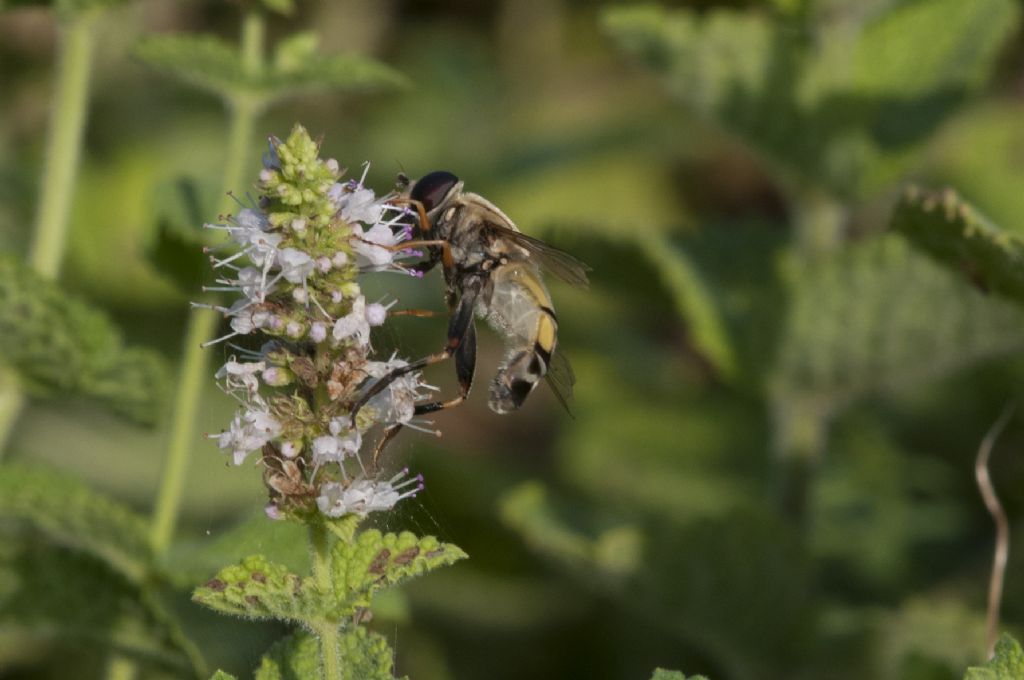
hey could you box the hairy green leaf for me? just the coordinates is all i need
[254,631,318,680]
[602,0,1018,197]
[0,463,152,581]
[638,234,737,379]
[272,32,319,73]
[261,53,408,100]
[328,530,466,618]
[254,628,401,680]
[0,253,167,424]
[890,187,1024,307]
[338,627,401,680]
[0,540,197,674]
[965,635,1024,679]
[136,35,405,104]
[135,35,248,99]
[192,555,319,623]
[770,233,1024,453]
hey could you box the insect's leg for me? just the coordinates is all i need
[391,238,454,270]
[369,326,472,466]
[389,197,432,234]
[356,235,454,271]
[351,282,480,418]
[390,308,445,318]
[414,318,476,416]
[371,423,405,470]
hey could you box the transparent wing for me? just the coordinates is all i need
[545,348,577,417]
[488,224,592,288]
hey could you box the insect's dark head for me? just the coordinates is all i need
[408,170,459,231]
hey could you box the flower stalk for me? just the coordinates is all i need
[202,125,431,519]
[309,522,342,679]
[190,124,439,678]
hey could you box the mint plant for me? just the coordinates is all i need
[193,125,465,679]
[135,0,406,561]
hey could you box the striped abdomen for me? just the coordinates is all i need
[482,264,558,414]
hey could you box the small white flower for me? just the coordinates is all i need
[310,322,328,343]
[261,366,292,387]
[311,426,362,466]
[218,406,281,465]
[332,295,371,346]
[216,359,265,395]
[316,469,424,518]
[227,301,270,336]
[365,300,393,327]
[329,181,384,225]
[237,267,270,301]
[229,209,282,268]
[364,357,436,425]
[277,248,314,285]
[351,222,402,269]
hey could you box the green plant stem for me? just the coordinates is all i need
[149,307,220,555]
[149,10,266,555]
[30,8,101,278]
[0,9,101,459]
[310,522,342,680]
[0,368,24,455]
[771,394,829,527]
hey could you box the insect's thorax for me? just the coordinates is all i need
[431,191,557,356]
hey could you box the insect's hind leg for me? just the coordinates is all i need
[351,282,481,421]
[413,320,477,416]
[366,314,477,469]
[371,423,405,469]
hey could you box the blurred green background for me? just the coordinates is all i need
[4,0,1024,678]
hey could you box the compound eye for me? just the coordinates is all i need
[410,170,459,212]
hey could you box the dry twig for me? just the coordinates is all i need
[975,402,1015,659]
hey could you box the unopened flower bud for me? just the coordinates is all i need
[366,302,388,326]
[310,322,328,343]
[262,366,294,386]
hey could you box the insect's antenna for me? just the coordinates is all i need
[395,162,411,190]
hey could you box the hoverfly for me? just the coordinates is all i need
[354,170,590,457]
